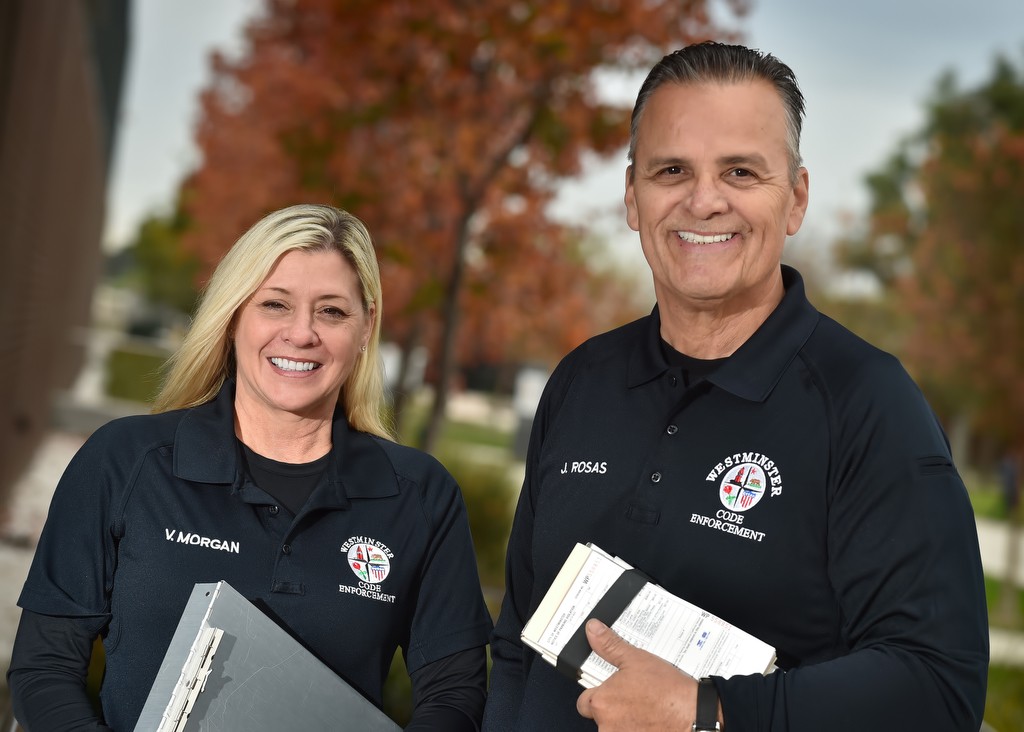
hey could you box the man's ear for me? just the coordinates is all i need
[786,166,809,236]
[624,165,640,233]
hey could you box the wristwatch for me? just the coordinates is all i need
[693,677,721,732]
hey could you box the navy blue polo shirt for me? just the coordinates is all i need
[19,382,492,731]
[485,266,988,732]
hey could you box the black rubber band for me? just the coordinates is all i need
[554,568,650,681]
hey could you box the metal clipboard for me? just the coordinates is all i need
[134,581,400,732]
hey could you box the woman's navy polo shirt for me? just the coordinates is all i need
[18,382,493,731]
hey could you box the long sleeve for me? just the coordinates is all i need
[714,355,989,731]
[405,647,487,731]
[7,610,113,732]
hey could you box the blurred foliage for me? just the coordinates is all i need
[105,347,166,403]
[831,51,1024,460]
[968,480,1013,521]
[986,665,1024,732]
[437,449,518,598]
[106,204,201,326]
[128,209,201,318]
[985,577,1024,629]
[383,650,413,727]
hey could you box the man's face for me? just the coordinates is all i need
[625,80,809,314]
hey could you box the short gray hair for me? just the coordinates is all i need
[628,42,805,182]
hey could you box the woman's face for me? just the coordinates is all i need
[232,249,373,422]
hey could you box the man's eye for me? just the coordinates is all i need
[661,166,682,176]
[730,168,753,178]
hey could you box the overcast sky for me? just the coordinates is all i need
[104,0,1024,268]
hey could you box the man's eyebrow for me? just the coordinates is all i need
[639,156,689,171]
[719,153,770,169]
[639,153,772,170]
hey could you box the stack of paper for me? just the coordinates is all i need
[522,543,776,688]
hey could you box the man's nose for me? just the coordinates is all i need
[685,175,728,218]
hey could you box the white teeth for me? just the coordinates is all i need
[270,358,320,372]
[677,231,733,244]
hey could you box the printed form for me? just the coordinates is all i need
[523,543,776,688]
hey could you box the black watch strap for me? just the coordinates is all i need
[693,677,720,732]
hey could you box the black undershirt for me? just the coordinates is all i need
[660,337,729,386]
[240,443,328,515]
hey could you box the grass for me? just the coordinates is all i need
[438,417,513,451]
[986,577,1024,628]
[986,665,1024,732]
[105,347,167,403]
[984,573,1024,730]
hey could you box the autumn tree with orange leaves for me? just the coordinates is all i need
[180,0,747,450]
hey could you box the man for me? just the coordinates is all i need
[483,42,988,732]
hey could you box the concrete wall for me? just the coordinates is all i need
[0,0,128,517]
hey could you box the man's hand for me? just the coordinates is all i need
[575,619,701,731]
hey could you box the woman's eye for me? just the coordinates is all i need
[261,300,286,310]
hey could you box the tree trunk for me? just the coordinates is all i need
[997,454,1022,628]
[420,218,471,454]
[997,504,1021,628]
[418,96,544,454]
[389,321,423,440]
[948,411,972,469]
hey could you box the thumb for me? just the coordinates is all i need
[585,619,633,666]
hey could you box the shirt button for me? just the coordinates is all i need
[281,544,292,555]
[666,424,678,435]
[670,375,678,387]
[651,472,662,483]
[269,505,280,515]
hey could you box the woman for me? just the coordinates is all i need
[8,204,493,731]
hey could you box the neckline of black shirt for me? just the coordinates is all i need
[659,338,729,387]
[240,442,330,516]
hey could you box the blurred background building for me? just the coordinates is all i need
[0,0,130,520]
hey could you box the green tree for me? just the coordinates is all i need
[834,54,1024,632]
[835,53,1024,456]
[128,208,201,319]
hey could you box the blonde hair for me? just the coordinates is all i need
[152,204,394,440]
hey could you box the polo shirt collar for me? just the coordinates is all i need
[174,381,240,484]
[311,417,400,510]
[627,265,819,402]
[174,380,400,505]
[710,265,819,402]
[627,305,673,388]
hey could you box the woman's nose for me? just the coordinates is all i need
[282,313,320,346]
